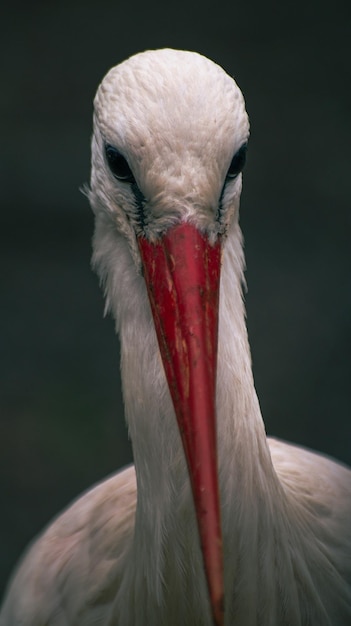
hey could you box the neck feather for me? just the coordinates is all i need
[94,215,278,504]
[93,216,283,622]
[93,216,350,625]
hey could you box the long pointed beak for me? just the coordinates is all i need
[137,222,224,626]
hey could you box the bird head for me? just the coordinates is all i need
[89,49,249,626]
[90,49,249,253]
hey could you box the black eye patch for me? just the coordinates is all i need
[105,144,136,183]
[226,143,247,179]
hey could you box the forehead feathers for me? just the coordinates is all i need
[93,50,249,216]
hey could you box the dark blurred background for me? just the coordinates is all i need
[1,0,350,599]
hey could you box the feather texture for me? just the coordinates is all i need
[1,49,350,625]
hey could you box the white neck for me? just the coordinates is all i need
[94,216,289,624]
[95,216,278,501]
[98,214,342,626]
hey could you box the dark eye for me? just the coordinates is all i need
[226,143,247,179]
[105,144,135,183]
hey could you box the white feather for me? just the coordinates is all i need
[1,49,350,626]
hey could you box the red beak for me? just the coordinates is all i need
[137,222,224,626]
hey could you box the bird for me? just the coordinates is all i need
[1,48,351,626]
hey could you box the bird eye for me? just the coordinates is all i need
[105,144,135,183]
[226,143,247,179]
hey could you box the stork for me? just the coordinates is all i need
[1,49,351,626]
